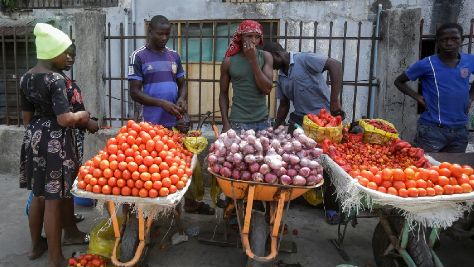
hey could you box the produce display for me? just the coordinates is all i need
[68,253,107,267]
[307,109,342,127]
[208,126,324,186]
[351,163,474,197]
[76,120,193,198]
[322,124,474,197]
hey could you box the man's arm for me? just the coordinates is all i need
[219,57,231,133]
[243,43,273,95]
[176,76,187,113]
[275,95,290,127]
[394,73,426,109]
[129,80,182,116]
[324,58,343,114]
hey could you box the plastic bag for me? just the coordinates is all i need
[302,188,323,206]
[88,217,123,258]
[359,119,399,144]
[184,158,205,201]
[183,136,208,154]
[302,115,343,143]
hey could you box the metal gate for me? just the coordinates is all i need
[103,18,382,127]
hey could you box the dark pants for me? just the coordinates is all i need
[414,123,468,153]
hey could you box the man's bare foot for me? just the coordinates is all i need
[28,236,47,260]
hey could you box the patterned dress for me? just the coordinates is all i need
[19,72,78,200]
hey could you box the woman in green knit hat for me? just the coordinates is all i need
[20,23,94,267]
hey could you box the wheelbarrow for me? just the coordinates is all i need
[210,171,323,263]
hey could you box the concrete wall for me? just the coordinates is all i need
[377,8,421,141]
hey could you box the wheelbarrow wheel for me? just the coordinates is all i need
[372,217,434,267]
[120,216,139,262]
[246,210,268,267]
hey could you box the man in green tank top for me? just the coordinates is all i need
[220,20,273,133]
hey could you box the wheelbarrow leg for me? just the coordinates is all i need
[330,208,353,261]
[241,186,286,263]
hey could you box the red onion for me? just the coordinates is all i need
[244,154,256,164]
[291,140,302,151]
[300,158,310,167]
[232,169,241,180]
[292,175,306,186]
[264,173,278,184]
[230,143,240,153]
[227,129,237,138]
[232,153,243,164]
[211,164,221,174]
[308,160,319,169]
[280,175,292,185]
[219,167,232,177]
[299,167,311,177]
[289,155,300,165]
[252,172,264,182]
[223,161,233,169]
[249,162,260,173]
[208,154,217,164]
[287,168,297,177]
[259,164,270,175]
[241,171,251,181]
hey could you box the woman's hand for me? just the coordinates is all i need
[86,119,99,133]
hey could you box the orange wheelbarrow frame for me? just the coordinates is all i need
[107,201,157,267]
[211,170,323,263]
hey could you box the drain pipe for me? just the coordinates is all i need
[369,3,382,118]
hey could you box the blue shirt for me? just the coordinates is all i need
[405,53,474,128]
[128,45,185,127]
[277,52,330,116]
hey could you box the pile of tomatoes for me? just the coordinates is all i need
[307,109,342,127]
[351,162,474,197]
[365,119,397,133]
[68,253,106,267]
[76,120,193,198]
[323,138,429,173]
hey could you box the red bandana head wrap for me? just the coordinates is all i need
[224,20,264,58]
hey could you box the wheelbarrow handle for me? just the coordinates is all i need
[111,238,146,267]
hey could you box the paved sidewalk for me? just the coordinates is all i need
[0,173,473,267]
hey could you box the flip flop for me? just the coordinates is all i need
[74,213,85,223]
[63,233,90,246]
[325,210,341,225]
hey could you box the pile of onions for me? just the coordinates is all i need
[208,126,323,186]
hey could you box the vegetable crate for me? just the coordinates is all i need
[212,172,323,263]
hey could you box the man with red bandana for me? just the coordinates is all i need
[219,20,273,133]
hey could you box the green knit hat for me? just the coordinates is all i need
[34,23,72,60]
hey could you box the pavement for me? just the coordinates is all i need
[1,172,474,267]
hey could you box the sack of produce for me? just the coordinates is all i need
[359,119,398,145]
[183,131,208,154]
[303,109,343,143]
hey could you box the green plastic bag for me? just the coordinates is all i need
[88,217,123,258]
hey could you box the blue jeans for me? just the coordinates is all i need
[414,123,468,153]
[230,119,270,132]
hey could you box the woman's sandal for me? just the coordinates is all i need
[74,213,85,223]
[325,209,341,225]
[63,233,90,246]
